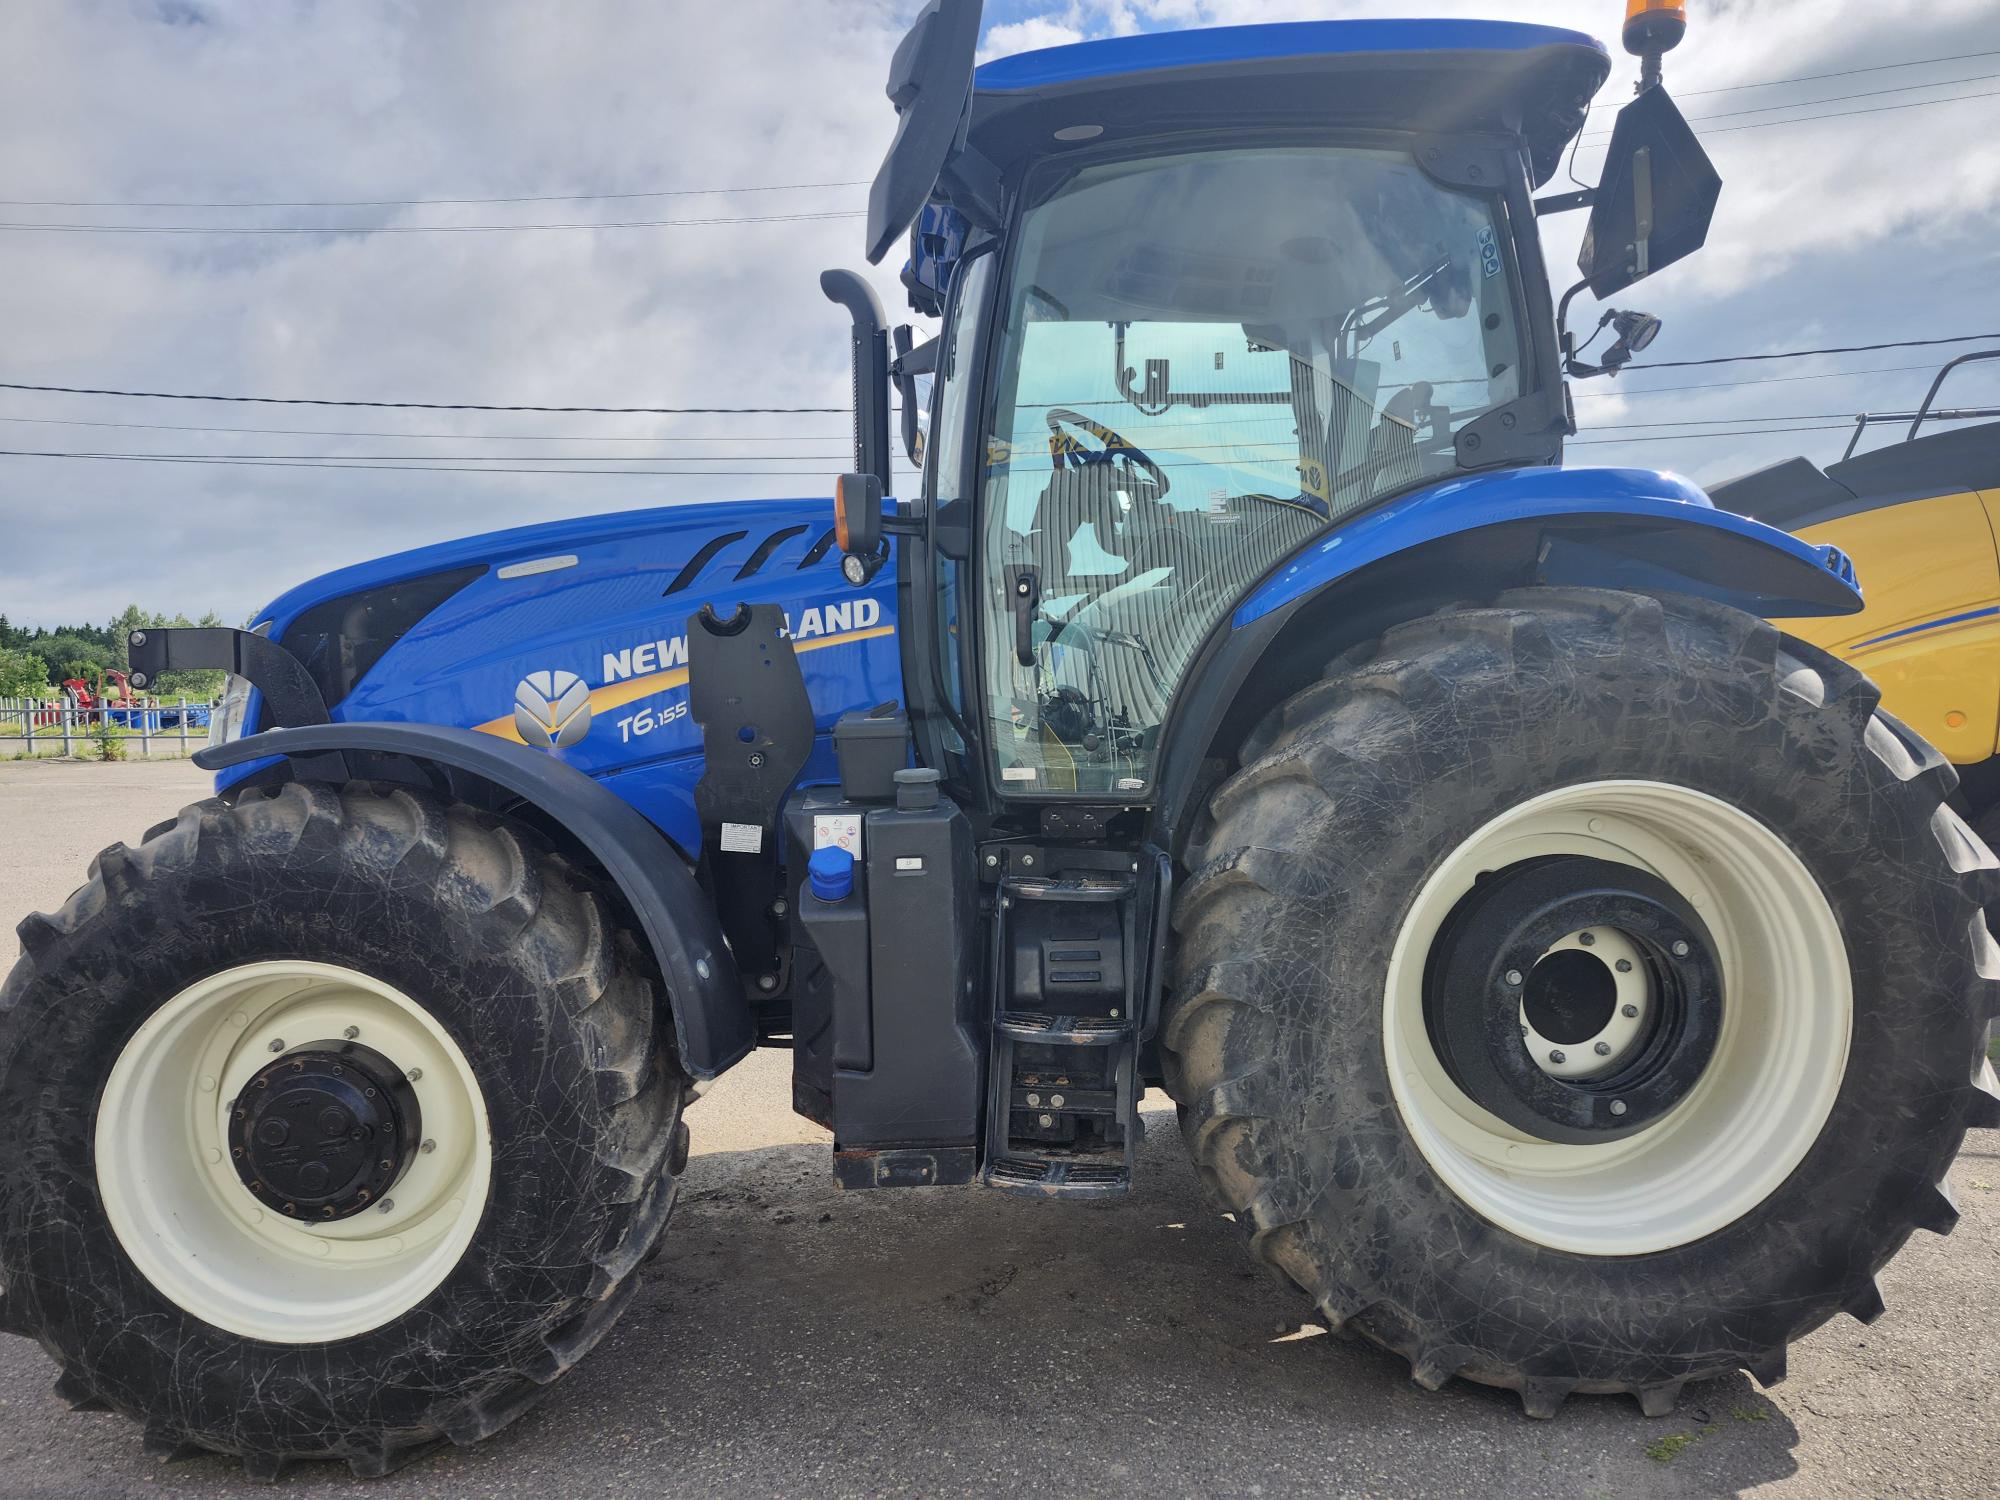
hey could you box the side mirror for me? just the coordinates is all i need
[1577,85,1721,299]
[834,472,886,584]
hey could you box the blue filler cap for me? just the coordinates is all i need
[809,845,856,903]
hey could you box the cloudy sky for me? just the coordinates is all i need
[1,0,1996,628]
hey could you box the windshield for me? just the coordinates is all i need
[976,143,1528,796]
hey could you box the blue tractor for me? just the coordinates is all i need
[4,2,1994,1477]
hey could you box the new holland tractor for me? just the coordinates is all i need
[4,1,1995,1478]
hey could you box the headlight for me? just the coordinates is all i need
[206,621,272,749]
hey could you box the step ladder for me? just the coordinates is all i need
[981,860,1151,1197]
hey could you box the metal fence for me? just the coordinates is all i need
[0,696,211,758]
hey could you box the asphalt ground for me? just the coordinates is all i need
[0,758,1995,1499]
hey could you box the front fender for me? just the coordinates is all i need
[1154,467,1862,854]
[197,723,750,1079]
[1234,465,1863,627]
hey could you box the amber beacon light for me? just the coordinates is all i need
[1624,0,1687,89]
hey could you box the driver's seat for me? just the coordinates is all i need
[1028,453,1156,590]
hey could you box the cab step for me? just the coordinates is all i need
[981,851,1165,1198]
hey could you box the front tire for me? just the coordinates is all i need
[0,783,686,1477]
[1165,588,2000,1416]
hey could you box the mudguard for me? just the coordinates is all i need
[197,722,751,1079]
[1156,466,1865,851]
[1234,465,1862,628]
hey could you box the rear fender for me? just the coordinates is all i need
[1156,467,1865,854]
[198,723,751,1079]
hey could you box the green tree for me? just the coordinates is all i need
[29,633,119,689]
[0,645,48,697]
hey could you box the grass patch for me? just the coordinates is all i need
[1988,1033,2000,1065]
[1732,1405,1770,1423]
[1645,1424,1721,1464]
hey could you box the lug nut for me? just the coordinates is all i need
[1504,969,1524,987]
[1616,959,1633,973]
[267,1038,285,1053]
[406,1069,423,1083]
[1549,1050,1566,1065]
[1594,1041,1612,1056]
[421,1139,437,1154]
[1578,931,1595,947]
[1671,940,1691,957]
[1622,1003,1639,1018]
[1610,1100,1629,1116]
[342,1025,360,1040]
[379,1199,395,1215]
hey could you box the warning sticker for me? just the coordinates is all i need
[812,812,863,857]
[720,822,763,854]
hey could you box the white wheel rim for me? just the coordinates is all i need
[96,961,492,1343]
[1383,780,1852,1256]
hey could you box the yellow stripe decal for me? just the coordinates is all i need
[474,624,896,745]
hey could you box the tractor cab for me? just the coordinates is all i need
[828,5,1719,813]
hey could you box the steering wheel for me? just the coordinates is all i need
[1045,408,1171,498]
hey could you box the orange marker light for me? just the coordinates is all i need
[834,474,853,552]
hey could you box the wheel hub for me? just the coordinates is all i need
[228,1041,421,1222]
[1425,855,1723,1144]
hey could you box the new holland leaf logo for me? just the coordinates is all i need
[514,670,592,750]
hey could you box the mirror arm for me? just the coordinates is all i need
[892,327,939,472]
[1556,278,1600,379]
[1533,187,1596,216]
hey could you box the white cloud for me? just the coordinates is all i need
[981,17,1090,58]
[1,0,1996,626]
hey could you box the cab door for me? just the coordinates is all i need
[1781,490,2000,765]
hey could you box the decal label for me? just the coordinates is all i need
[813,813,863,856]
[603,596,882,684]
[720,822,764,854]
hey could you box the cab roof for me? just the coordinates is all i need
[969,19,1612,187]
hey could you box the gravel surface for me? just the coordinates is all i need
[1,759,1995,1499]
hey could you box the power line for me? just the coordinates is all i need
[1571,360,1982,400]
[0,208,864,236]
[0,413,852,442]
[1575,412,1860,430]
[1628,332,2000,372]
[0,179,868,211]
[0,449,843,477]
[1571,424,1852,444]
[0,381,846,414]
[6,50,1987,213]
[1578,85,2000,143]
[3,52,1984,214]
[1678,70,1999,123]
[1676,48,2000,96]
[11,336,1987,417]
[0,449,852,463]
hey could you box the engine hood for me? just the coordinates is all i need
[235,496,904,855]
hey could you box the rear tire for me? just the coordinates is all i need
[1165,588,2000,1416]
[0,783,687,1477]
